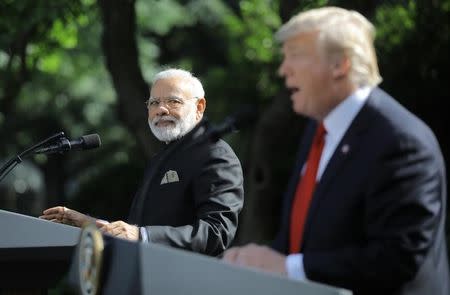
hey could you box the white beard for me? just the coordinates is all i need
[149,109,198,143]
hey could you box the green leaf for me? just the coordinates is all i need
[50,19,78,49]
[38,52,62,73]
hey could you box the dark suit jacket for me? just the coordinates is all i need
[273,88,449,295]
[128,120,244,256]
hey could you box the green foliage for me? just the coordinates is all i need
[233,0,281,63]
[0,0,139,211]
[137,0,196,35]
[1,0,449,255]
[50,20,79,49]
[136,0,231,82]
[374,1,416,52]
[302,0,331,10]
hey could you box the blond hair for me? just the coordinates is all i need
[276,6,382,87]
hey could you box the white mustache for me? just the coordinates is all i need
[152,115,177,126]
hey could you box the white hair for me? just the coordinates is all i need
[153,68,205,98]
[275,6,382,87]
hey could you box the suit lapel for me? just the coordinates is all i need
[128,147,171,224]
[276,122,315,253]
[301,94,376,248]
[128,120,209,224]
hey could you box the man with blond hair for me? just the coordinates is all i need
[41,68,244,256]
[224,7,449,295]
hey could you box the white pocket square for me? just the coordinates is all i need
[161,170,179,184]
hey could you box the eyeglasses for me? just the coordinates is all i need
[145,96,198,109]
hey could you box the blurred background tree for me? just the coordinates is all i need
[1,0,449,251]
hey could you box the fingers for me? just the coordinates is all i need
[223,247,251,267]
[223,244,288,275]
[42,206,64,215]
[98,221,122,234]
[39,206,66,221]
[224,247,253,266]
[95,219,109,228]
[222,244,262,267]
[39,206,81,226]
[40,206,60,219]
[98,221,139,241]
[223,247,240,263]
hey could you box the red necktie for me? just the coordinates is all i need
[289,123,326,253]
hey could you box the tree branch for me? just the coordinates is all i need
[98,0,161,158]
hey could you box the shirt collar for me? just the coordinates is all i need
[323,86,372,140]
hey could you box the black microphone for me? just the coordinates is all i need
[207,105,258,142]
[34,134,101,155]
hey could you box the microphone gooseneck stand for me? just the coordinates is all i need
[0,132,66,183]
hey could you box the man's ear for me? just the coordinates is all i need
[196,97,206,120]
[332,55,351,80]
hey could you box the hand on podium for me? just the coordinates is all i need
[223,244,287,276]
[39,206,93,227]
[40,206,139,241]
[96,220,139,241]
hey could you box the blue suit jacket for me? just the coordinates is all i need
[273,87,449,295]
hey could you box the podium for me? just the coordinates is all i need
[67,227,352,295]
[0,209,351,295]
[0,209,80,294]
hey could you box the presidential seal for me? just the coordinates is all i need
[78,223,104,295]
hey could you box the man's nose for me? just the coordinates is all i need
[278,58,292,77]
[278,60,288,77]
[151,105,170,116]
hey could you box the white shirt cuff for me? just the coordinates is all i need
[285,253,306,280]
[139,227,149,242]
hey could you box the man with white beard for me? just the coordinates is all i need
[40,68,244,256]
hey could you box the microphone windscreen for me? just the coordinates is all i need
[82,134,101,150]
